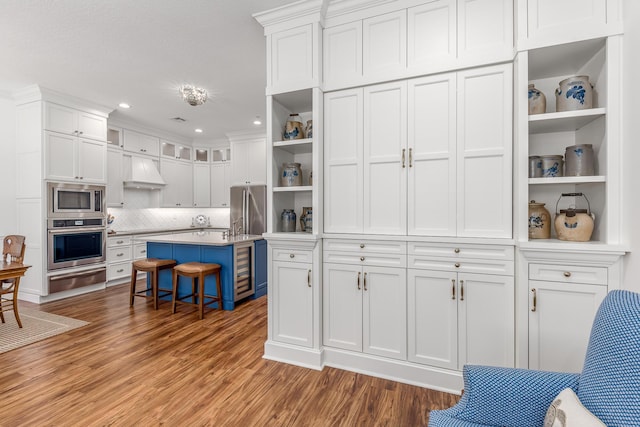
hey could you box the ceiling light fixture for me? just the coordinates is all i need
[253,116,262,125]
[179,85,208,106]
[118,102,131,109]
[195,128,203,133]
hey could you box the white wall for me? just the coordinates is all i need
[0,94,17,238]
[623,0,640,292]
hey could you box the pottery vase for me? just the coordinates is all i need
[281,162,302,187]
[528,201,551,239]
[555,75,593,112]
[281,209,297,232]
[528,84,546,115]
[283,113,304,140]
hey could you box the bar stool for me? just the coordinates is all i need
[172,262,223,320]
[130,258,177,310]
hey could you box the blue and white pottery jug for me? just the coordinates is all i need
[281,209,297,232]
[283,113,304,140]
[528,84,546,115]
[555,75,593,112]
[281,162,302,187]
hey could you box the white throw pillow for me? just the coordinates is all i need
[544,388,606,427]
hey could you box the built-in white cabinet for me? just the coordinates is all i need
[193,163,211,208]
[210,162,231,208]
[517,0,622,51]
[160,158,193,207]
[106,235,133,283]
[123,129,160,157]
[44,102,107,142]
[407,1,456,72]
[161,140,191,161]
[44,131,107,183]
[363,11,407,80]
[230,136,266,186]
[107,147,124,207]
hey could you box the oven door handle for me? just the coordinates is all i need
[48,227,106,234]
[49,267,106,281]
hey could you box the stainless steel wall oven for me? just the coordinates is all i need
[47,218,106,270]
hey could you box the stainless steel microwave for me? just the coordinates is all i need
[48,182,105,218]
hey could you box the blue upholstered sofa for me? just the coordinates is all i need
[429,290,640,427]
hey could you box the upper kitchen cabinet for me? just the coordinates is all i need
[44,131,107,184]
[160,158,193,207]
[44,102,107,141]
[107,147,124,207]
[322,0,514,91]
[161,139,192,161]
[254,2,324,95]
[516,0,623,51]
[229,133,267,186]
[122,129,160,157]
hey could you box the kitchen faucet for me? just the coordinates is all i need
[232,217,243,236]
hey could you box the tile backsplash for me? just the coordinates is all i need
[108,207,230,232]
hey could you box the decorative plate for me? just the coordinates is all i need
[194,214,207,226]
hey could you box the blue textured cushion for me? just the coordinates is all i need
[428,365,579,427]
[578,290,640,427]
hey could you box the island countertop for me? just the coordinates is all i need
[140,231,264,246]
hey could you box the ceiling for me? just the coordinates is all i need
[0,0,295,143]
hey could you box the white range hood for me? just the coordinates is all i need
[124,157,166,189]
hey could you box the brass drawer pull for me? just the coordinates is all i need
[402,148,406,168]
[454,262,460,268]
[451,279,456,300]
[531,288,537,312]
[459,280,464,301]
[357,271,361,290]
[409,148,413,167]
[563,271,571,278]
[364,272,368,291]
[307,270,311,287]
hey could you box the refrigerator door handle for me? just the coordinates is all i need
[243,189,248,234]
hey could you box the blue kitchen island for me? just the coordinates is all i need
[142,231,267,311]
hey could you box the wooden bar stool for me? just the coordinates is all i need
[172,262,222,320]
[130,258,177,310]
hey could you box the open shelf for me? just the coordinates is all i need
[529,176,606,185]
[273,138,313,154]
[529,108,605,134]
[273,185,313,192]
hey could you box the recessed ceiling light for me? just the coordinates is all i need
[195,128,203,133]
[118,102,131,109]
[253,116,262,125]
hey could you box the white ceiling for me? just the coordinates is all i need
[0,0,295,143]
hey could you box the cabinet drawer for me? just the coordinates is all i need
[107,246,132,263]
[133,243,148,260]
[324,251,406,268]
[272,248,313,264]
[408,242,514,261]
[108,236,132,247]
[529,264,607,286]
[107,261,131,281]
[324,239,407,255]
[409,255,513,276]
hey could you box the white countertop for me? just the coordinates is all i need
[141,231,264,246]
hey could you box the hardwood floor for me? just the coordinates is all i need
[2,284,459,426]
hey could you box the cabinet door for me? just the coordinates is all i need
[458,272,514,369]
[363,81,407,235]
[123,130,160,157]
[323,21,362,88]
[270,24,315,90]
[529,281,606,373]
[458,0,513,62]
[457,64,512,238]
[407,269,457,369]
[247,139,266,184]
[211,162,230,207]
[45,131,76,181]
[407,0,456,71]
[44,103,77,135]
[77,111,107,141]
[107,148,124,207]
[161,159,193,207]
[323,263,362,352]
[363,10,407,79]
[363,266,407,360]
[408,74,457,236]
[193,163,211,208]
[77,138,107,183]
[324,89,364,233]
[272,261,313,347]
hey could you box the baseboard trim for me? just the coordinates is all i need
[263,340,324,371]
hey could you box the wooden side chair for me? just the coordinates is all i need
[1,235,26,328]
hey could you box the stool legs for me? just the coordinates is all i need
[172,269,178,314]
[172,264,223,320]
[129,267,138,306]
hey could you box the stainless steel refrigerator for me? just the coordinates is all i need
[230,185,267,235]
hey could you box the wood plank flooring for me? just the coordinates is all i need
[1,284,459,426]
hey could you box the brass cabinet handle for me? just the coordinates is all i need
[454,248,460,254]
[531,288,537,312]
[454,262,460,268]
[451,279,456,300]
[364,272,368,291]
[409,148,413,167]
[307,269,311,287]
[290,253,295,258]
[563,271,571,278]
[402,149,406,168]
[459,280,464,301]
[357,271,361,290]
[360,243,365,248]
[360,256,365,262]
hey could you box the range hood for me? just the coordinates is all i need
[124,157,166,189]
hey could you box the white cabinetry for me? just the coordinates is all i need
[44,131,106,183]
[106,236,133,282]
[407,243,514,370]
[211,162,231,208]
[44,102,107,141]
[107,147,124,207]
[160,158,193,207]
[123,130,160,157]
[193,163,211,208]
[230,136,266,186]
[407,1,456,71]
[323,240,407,360]
[362,11,407,80]
[161,140,191,161]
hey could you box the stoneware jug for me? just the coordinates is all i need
[281,209,297,232]
[528,84,546,114]
[564,144,595,176]
[528,201,551,239]
[554,193,595,242]
[541,155,564,177]
[281,162,302,187]
[299,207,312,233]
[283,113,304,140]
[555,75,593,112]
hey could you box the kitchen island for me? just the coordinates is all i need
[142,231,267,310]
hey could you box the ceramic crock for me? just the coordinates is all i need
[555,75,593,112]
[554,193,595,242]
[305,120,313,139]
[541,155,564,177]
[529,156,543,178]
[283,113,304,140]
[528,84,546,115]
[281,209,297,232]
[564,144,595,176]
[299,207,312,233]
[528,201,551,239]
[281,162,302,187]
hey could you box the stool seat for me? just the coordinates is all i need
[172,262,223,320]
[130,258,177,310]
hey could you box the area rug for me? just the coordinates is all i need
[0,308,88,353]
